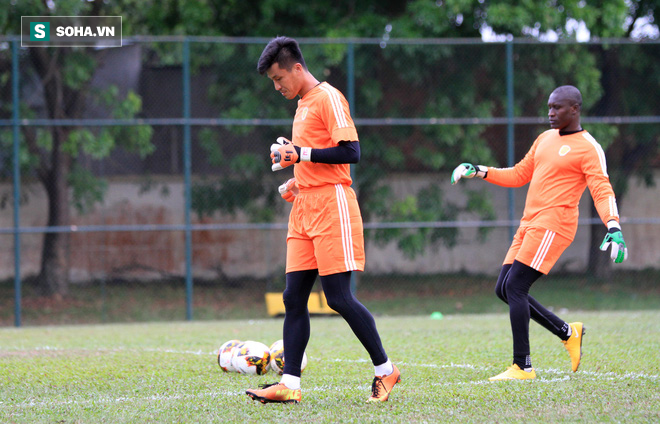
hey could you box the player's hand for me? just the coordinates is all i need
[270,137,299,171]
[451,163,487,184]
[599,228,628,263]
[278,178,299,203]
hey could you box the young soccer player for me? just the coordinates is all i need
[451,85,628,380]
[245,36,400,403]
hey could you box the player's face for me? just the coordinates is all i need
[266,62,303,100]
[547,93,578,130]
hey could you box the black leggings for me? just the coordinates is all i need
[495,260,567,366]
[281,270,388,377]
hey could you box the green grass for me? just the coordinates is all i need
[358,271,660,316]
[1,311,659,423]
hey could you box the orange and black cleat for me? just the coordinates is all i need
[367,364,401,402]
[246,382,301,404]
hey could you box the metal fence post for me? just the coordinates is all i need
[12,39,22,327]
[183,38,193,320]
[347,41,355,115]
[506,39,516,241]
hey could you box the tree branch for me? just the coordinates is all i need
[21,126,51,185]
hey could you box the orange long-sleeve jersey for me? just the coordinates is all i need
[486,129,620,241]
[292,82,358,189]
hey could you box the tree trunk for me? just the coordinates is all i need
[29,48,79,298]
[38,128,72,297]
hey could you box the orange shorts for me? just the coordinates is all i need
[286,183,365,276]
[503,226,572,275]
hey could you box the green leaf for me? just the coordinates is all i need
[62,52,96,90]
[67,165,108,214]
[198,129,224,167]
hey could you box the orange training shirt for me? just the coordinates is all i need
[486,129,620,240]
[291,82,358,189]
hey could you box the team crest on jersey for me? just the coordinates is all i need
[558,145,571,156]
[301,107,309,121]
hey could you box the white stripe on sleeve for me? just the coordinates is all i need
[320,84,349,129]
[609,196,619,218]
[582,132,608,177]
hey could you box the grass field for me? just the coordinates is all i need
[1,311,659,423]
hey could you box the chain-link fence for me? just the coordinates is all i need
[1,37,659,326]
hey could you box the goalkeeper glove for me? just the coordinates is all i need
[599,224,628,264]
[451,163,488,184]
[278,178,298,203]
[270,137,299,171]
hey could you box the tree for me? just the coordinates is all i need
[585,1,660,277]
[485,0,660,277]
[3,0,154,296]
[174,0,659,264]
[385,0,659,270]
[3,0,657,294]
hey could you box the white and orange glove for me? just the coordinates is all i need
[278,178,299,203]
[270,137,299,171]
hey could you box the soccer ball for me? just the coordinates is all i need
[231,340,271,375]
[217,339,242,372]
[269,339,308,375]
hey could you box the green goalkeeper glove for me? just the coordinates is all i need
[451,163,488,185]
[599,224,628,264]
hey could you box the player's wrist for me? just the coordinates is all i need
[607,220,621,232]
[299,146,312,162]
[475,164,488,179]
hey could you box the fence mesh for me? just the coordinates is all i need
[1,37,658,325]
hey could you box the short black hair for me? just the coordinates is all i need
[552,85,583,108]
[257,36,307,75]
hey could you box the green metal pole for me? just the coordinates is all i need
[506,40,515,242]
[347,42,355,116]
[12,40,22,327]
[183,38,193,320]
[347,42,357,294]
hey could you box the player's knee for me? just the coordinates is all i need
[495,285,508,303]
[324,293,351,314]
[494,280,508,303]
[504,281,529,302]
[282,288,307,311]
[323,296,344,312]
[495,265,512,304]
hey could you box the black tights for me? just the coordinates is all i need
[495,260,568,368]
[281,270,388,377]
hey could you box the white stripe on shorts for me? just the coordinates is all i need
[335,184,357,270]
[530,230,556,271]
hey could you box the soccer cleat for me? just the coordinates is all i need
[367,364,401,402]
[245,382,301,404]
[562,322,586,372]
[488,364,536,381]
